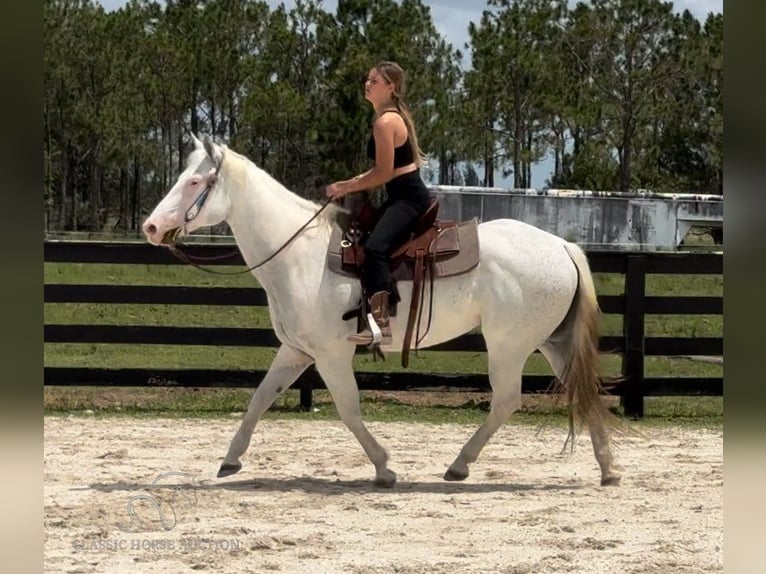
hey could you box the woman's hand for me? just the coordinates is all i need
[325,182,347,200]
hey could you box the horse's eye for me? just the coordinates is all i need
[190,179,199,186]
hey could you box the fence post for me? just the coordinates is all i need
[299,368,315,411]
[621,254,646,418]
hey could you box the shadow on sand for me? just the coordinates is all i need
[86,474,586,496]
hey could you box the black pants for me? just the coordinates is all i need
[362,198,428,298]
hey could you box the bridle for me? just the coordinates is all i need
[183,153,223,225]
[164,150,333,275]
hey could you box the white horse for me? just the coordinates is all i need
[143,135,622,487]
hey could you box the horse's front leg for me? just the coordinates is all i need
[315,356,397,487]
[218,344,313,477]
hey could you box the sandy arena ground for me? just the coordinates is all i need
[44,416,722,573]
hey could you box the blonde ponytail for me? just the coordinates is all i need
[376,61,427,167]
[394,97,426,167]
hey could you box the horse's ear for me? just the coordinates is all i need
[202,135,221,164]
[190,132,204,150]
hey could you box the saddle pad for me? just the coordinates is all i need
[327,217,480,281]
[342,223,460,267]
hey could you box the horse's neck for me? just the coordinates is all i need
[224,158,330,291]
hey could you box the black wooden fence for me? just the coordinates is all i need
[44,241,723,418]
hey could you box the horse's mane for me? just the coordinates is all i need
[203,145,349,233]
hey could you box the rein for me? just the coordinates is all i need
[167,198,334,276]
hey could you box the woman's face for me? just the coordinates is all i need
[364,68,393,105]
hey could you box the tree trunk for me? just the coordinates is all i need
[58,152,69,230]
[161,125,168,193]
[513,89,522,189]
[553,124,564,186]
[621,48,634,192]
[281,122,288,183]
[190,84,199,136]
[621,137,631,192]
[573,126,581,158]
[439,150,448,185]
[571,125,582,184]
[178,129,184,174]
[260,137,267,168]
[485,152,494,187]
[44,106,53,231]
[99,168,106,231]
[72,190,78,231]
[621,109,633,192]
[119,167,128,231]
[71,157,79,232]
[166,127,173,191]
[131,159,140,231]
[525,127,533,188]
[88,146,100,230]
[210,100,217,136]
[229,92,236,141]
[483,118,494,187]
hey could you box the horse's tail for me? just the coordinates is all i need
[557,242,623,448]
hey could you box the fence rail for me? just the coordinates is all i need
[44,241,723,417]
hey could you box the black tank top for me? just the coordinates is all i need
[366,110,415,167]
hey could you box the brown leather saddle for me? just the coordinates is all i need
[327,198,480,367]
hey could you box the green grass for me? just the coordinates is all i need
[44,367,723,428]
[43,387,723,429]
[44,303,273,328]
[44,262,256,287]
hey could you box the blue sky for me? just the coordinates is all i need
[98,0,723,60]
[96,0,723,188]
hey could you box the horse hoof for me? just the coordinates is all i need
[444,466,469,482]
[601,474,621,487]
[217,462,242,478]
[373,470,397,488]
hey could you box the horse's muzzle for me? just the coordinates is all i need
[161,227,182,247]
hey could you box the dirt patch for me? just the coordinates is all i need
[44,417,722,573]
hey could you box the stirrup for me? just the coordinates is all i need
[347,323,391,346]
[367,312,384,345]
[366,313,389,362]
[347,313,391,347]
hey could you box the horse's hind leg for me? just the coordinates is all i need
[218,344,313,478]
[539,342,620,486]
[314,356,397,487]
[445,346,525,481]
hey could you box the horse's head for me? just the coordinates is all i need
[143,134,231,246]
